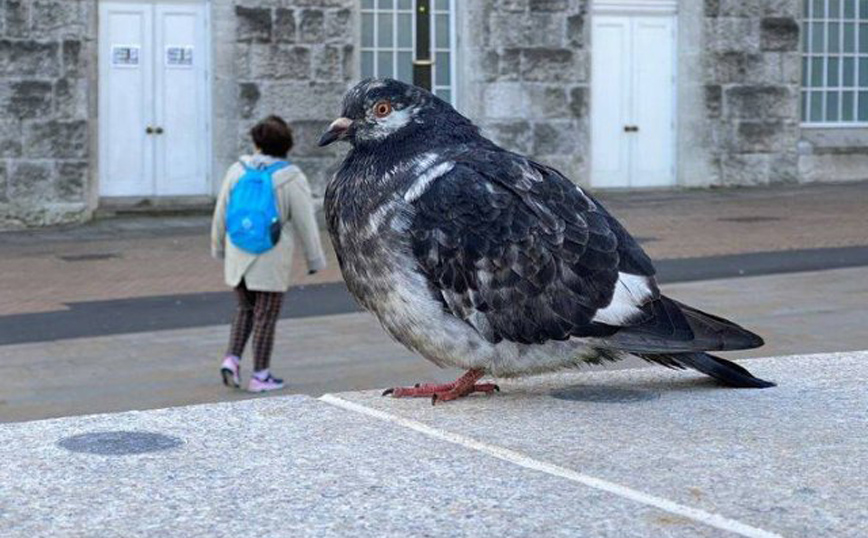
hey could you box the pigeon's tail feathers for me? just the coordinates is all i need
[676,300,765,350]
[601,296,764,353]
[639,352,775,388]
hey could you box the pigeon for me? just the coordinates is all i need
[319,78,773,404]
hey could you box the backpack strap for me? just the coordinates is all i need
[263,161,291,175]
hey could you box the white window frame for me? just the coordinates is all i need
[360,0,415,84]
[430,0,457,103]
[360,0,457,106]
[801,0,868,127]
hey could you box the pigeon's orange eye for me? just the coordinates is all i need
[373,100,392,118]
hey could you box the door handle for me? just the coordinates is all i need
[623,125,639,132]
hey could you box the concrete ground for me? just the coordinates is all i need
[1,266,866,423]
[1,351,865,537]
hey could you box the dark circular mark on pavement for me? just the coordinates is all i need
[58,431,183,455]
[551,385,660,403]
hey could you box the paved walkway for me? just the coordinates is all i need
[1,351,865,537]
[1,181,867,424]
[2,267,866,423]
[1,181,866,315]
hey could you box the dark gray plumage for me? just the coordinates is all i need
[319,78,772,399]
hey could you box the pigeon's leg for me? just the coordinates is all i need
[382,369,499,403]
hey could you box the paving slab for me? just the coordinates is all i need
[1,353,865,537]
[1,396,726,537]
[333,352,868,538]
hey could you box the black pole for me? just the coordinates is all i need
[413,0,432,90]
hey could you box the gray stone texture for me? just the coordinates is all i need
[232,0,355,196]
[55,160,88,202]
[337,351,868,538]
[798,128,868,182]
[8,159,53,201]
[2,351,865,536]
[235,6,272,43]
[702,0,801,186]
[0,395,728,537]
[463,0,590,184]
[0,0,94,227]
[24,120,88,158]
[760,16,800,51]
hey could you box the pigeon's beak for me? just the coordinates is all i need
[318,117,352,147]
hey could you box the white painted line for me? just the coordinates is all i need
[320,394,783,538]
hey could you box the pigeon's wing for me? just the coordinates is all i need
[408,152,659,345]
[410,151,764,352]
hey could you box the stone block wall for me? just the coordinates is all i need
[460,0,590,184]
[0,0,95,228]
[702,0,802,185]
[232,0,356,197]
[0,0,842,228]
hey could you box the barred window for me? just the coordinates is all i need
[360,0,456,104]
[802,0,868,124]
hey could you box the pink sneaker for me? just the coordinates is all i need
[220,356,241,388]
[247,374,284,393]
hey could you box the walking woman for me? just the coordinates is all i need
[211,115,327,392]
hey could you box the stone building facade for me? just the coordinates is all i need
[700,0,802,185]
[0,0,861,227]
[230,0,356,200]
[0,0,95,227]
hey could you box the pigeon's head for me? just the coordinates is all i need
[318,78,465,149]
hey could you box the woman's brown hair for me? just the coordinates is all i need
[250,115,294,158]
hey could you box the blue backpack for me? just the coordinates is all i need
[226,160,289,254]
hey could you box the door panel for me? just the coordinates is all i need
[591,16,631,188]
[631,16,675,187]
[99,0,209,198]
[99,2,154,196]
[591,12,676,188]
[154,2,208,196]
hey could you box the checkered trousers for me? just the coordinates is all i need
[227,280,285,371]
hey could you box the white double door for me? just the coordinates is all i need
[591,13,676,188]
[99,0,209,197]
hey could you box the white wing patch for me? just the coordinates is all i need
[412,152,439,173]
[380,152,435,183]
[592,272,655,325]
[362,200,398,239]
[404,161,455,202]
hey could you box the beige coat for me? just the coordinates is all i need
[211,154,327,292]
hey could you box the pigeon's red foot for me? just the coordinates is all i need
[382,369,499,405]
